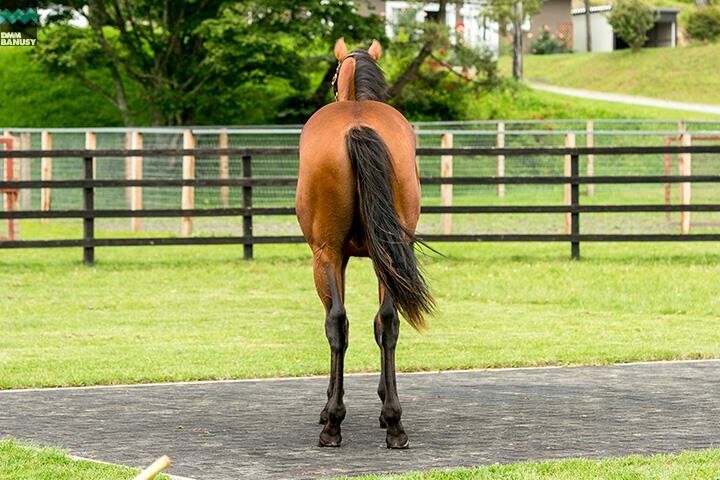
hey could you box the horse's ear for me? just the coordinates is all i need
[368,40,382,61]
[334,37,348,60]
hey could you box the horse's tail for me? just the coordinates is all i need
[345,126,434,331]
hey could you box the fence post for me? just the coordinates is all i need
[124,132,132,208]
[679,132,692,234]
[440,133,453,234]
[564,132,575,234]
[242,155,253,260]
[85,131,97,179]
[19,132,31,211]
[496,122,505,197]
[571,154,580,260]
[83,155,95,265]
[219,128,229,207]
[41,130,52,222]
[663,136,672,222]
[3,131,18,239]
[181,129,195,236]
[130,131,143,232]
[586,120,594,196]
[2,132,18,240]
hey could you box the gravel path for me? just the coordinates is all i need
[528,82,720,116]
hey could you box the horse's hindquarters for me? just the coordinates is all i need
[297,101,419,253]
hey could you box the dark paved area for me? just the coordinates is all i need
[1,361,719,479]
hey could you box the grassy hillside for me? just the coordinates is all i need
[467,83,720,120]
[500,44,720,105]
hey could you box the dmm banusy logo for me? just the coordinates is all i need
[0,7,38,46]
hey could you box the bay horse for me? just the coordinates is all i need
[296,38,434,449]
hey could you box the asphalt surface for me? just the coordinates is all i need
[2,360,719,479]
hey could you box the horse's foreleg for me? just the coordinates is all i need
[314,250,348,447]
[376,287,409,449]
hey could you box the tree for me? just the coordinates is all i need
[606,0,656,51]
[484,0,542,80]
[686,6,720,43]
[34,0,384,125]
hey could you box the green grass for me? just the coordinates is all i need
[2,438,718,480]
[344,449,720,479]
[2,221,720,389]
[499,44,720,107]
[0,439,149,480]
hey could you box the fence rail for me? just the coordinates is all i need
[1,145,719,264]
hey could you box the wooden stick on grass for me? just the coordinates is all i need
[133,455,172,480]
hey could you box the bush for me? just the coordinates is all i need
[686,7,720,43]
[531,30,571,54]
[607,0,656,51]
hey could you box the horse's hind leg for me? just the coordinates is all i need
[375,286,409,449]
[319,254,349,426]
[314,248,349,447]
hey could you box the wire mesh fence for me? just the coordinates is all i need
[2,120,720,240]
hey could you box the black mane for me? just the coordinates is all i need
[352,49,387,102]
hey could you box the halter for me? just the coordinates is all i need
[331,53,359,101]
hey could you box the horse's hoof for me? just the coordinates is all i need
[319,432,342,447]
[386,432,409,449]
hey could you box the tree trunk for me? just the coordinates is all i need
[512,1,523,81]
[111,70,131,126]
[387,43,434,99]
[584,0,592,52]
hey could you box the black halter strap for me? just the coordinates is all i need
[331,53,359,101]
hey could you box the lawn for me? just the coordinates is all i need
[498,44,720,106]
[2,220,720,389]
[4,223,720,479]
[347,449,720,479]
[0,439,151,480]
[2,438,718,480]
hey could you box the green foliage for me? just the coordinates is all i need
[686,7,720,43]
[32,1,385,125]
[199,0,385,123]
[382,6,501,120]
[0,47,143,127]
[483,0,543,30]
[531,30,571,54]
[607,0,657,51]
[390,68,470,120]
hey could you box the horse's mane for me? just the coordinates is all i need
[352,49,387,102]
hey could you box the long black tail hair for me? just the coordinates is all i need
[346,126,434,330]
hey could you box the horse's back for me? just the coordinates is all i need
[297,101,419,253]
[299,100,415,170]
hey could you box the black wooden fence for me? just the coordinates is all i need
[1,145,720,264]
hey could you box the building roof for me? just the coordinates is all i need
[572,5,680,15]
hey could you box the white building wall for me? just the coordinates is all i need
[572,11,614,52]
